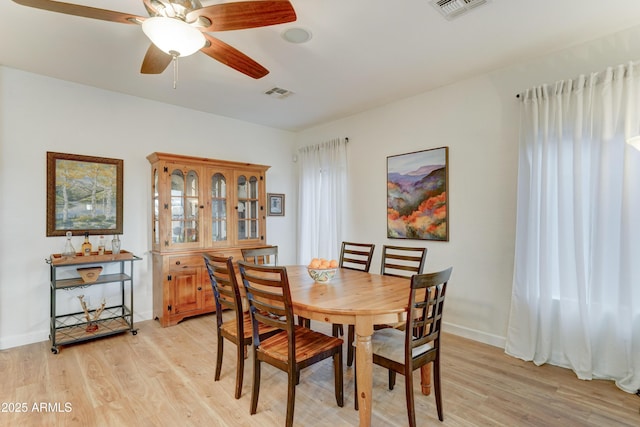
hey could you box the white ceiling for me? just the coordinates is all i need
[2,0,640,131]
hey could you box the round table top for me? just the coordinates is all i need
[284,265,410,318]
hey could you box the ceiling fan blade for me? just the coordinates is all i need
[140,44,173,74]
[200,34,268,79]
[12,0,144,24]
[188,0,296,32]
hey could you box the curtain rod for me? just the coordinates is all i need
[515,60,639,99]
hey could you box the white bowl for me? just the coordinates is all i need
[307,267,337,283]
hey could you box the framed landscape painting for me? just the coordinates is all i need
[387,147,449,241]
[47,152,123,237]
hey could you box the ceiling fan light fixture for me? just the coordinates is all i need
[142,17,205,57]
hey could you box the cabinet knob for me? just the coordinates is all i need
[175,260,181,265]
[197,287,202,291]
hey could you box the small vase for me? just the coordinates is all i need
[111,235,121,255]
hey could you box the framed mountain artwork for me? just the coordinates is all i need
[386,147,449,241]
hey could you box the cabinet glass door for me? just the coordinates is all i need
[171,168,199,244]
[237,174,260,241]
[210,173,227,243]
[152,168,159,247]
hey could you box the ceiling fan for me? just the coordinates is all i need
[12,0,297,79]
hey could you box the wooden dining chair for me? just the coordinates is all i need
[339,241,376,272]
[380,245,427,278]
[367,245,429,363]
[241,246,312,328]
[354,267,453,426]
[237,261,344,427]
[343,244,428,367]
[241,246,278,266]
[203,254,280,399]
[332,241,376,366]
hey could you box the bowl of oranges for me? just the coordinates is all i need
[307,258,339,283]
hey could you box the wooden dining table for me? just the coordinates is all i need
[282,265,431,427]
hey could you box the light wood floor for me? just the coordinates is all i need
[1,314,638,426]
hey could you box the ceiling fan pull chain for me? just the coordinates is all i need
[171,52,179,89]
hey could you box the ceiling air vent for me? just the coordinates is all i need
[430,0,490,20]
[264,87,294,99]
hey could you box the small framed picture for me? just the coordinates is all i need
[267,193,285,216]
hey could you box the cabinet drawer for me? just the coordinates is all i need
[168,255,205,271]
[206,248,243,261]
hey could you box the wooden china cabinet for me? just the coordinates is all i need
[147,152,270,326]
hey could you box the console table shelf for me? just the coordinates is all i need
[54,273,132,290]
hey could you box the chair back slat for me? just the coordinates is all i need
[406,267,452,363]
[241,246,278,266]
[203,254,243,331]
[380,245,427,278]
[238,261,294,349]
[339,242,375,272]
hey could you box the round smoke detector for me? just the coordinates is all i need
[281,27,312,44]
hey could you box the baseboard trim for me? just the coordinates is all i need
[0,330,48,351]
[443,321,506,349]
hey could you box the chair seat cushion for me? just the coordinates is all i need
[260,325,343,363]
[369,327,433,364]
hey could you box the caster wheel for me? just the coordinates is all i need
[51,347,58,354]
[131,330,138,336]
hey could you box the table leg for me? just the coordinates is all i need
[420,362,432,395]
[355,316,374,427]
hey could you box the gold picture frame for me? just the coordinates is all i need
[47,152,123,236]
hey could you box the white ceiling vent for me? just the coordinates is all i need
[264,87,294,99]
[430,0,490,20]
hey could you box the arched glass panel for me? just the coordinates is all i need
[237,174,260,240]
[171,168,199,243]
[211,173,227,242]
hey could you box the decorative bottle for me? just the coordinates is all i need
[81,232,92,256]
[98,235,106,255]
[62,231,76,258]
[111,235,121,255]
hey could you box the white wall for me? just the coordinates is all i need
[4,23,640,351]
[297,24,640,347]
[0,67,297,349]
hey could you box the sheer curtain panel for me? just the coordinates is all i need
[506,63,640,393]
[297,138,348,264]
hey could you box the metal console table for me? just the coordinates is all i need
[47,251,141,354]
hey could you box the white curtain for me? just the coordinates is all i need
[297,138,348,264]
[506,62,640,393]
